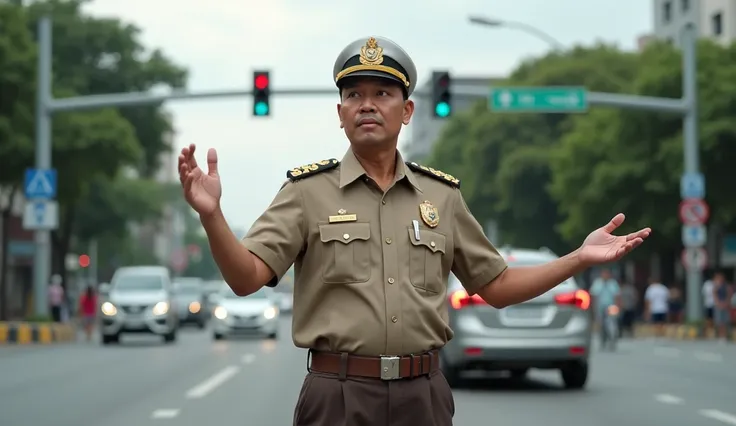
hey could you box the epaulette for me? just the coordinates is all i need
[286,159,340,181]
[406,162,460,188]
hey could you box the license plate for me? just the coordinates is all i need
[504,306,544,319]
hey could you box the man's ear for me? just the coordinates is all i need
[402,99,415,126]
[337,103,344,129]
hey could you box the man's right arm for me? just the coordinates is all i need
[201,181,306,296]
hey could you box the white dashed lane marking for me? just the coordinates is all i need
[151,409,180,419]
[185,365,240,399]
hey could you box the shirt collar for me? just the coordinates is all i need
[339,148,422,192]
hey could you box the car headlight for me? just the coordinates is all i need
[263,306,278,320]
[189,301,201,314]
[100,302,117,316]
[152,301,169,316]
[214,306,228,320]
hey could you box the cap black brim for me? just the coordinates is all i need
[336,71,404,87]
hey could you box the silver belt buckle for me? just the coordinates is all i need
[379,355,401,380]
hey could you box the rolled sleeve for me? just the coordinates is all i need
[241,180,306,287]
[450,190,507,296]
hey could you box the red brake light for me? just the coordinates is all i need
[449,289,486,310]
[554,289,590,310]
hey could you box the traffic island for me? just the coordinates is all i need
[0,322,77,345]
[634,323,735,341]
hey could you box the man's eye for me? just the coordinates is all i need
[347,92,359,98]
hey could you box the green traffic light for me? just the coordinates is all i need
[435,102,451,117]
[254,102,269,116]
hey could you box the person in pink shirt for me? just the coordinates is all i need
[78,285,98,341]
[48,275,64,322]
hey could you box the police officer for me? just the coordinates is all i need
[178,36,651,426]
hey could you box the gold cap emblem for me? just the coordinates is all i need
[360,37,384,66]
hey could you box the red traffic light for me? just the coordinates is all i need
[254,74,269,90]
[437,75,450,87]
[79,254,90,268]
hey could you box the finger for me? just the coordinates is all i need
[179,164,189,185]
[187,144,199,170]
[602,213,625,233]
[626,228,651,241]
[183,172,194,194]
[207,148,218,177]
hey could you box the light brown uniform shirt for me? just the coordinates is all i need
[242,148,507,356]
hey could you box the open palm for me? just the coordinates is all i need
[579,213,651,266]
[178,144,222,216]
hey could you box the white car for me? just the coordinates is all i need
[99,266,179,345]
[211,286,279,340]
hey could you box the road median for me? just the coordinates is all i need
[0,322,77,345]
[634,323,735,341]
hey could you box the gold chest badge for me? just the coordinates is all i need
[419,200,439,228]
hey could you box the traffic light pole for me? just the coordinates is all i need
[31,16,701,321]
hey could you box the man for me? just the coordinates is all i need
[590,268,621,339]
[619,280,638,337]
[712,271,732,342]
[48,274,64,322]
[644,277,669,338]
[178,36,651,426]
[702,273,715,330]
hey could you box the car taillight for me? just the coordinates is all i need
[449,289,486,310]
[554,289,591,310]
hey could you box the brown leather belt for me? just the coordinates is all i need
[309,349,440,380]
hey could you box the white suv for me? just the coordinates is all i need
[100,266,179,345]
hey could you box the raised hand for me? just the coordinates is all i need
[578,213,651,266]
[178,144,222,217]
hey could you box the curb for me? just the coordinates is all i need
[634,324,736,341]
[0,322,77,345]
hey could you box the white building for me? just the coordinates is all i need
[653,0,736,45]
[402,76,503,162]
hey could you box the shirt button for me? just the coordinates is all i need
[387,277,395,284]
[385,237,392,244]
[430,241,436,248]
[343,233,350,240]
[382,200,386,205]
[391,316,398,323]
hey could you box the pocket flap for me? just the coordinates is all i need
[319,223,371,244]
[407,228,447,254]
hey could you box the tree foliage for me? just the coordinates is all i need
[428,40,736,268]
[0,0,189,290]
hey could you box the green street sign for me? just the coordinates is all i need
[489,86,588,113]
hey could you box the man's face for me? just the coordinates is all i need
[336,77,414,148]
[714,273,725,283]
[600,269,611,280]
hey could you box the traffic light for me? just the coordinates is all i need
[431,71,452,118]
[252,70,270,117]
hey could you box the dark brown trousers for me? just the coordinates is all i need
[293,370,455,426]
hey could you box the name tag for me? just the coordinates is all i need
[328,214,357,223]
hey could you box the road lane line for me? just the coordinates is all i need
[653,347,681,358]
[151,409,180,419]
[654,394,683,405]
[694,351,723,363]
[185,365,240,399]
[699,409,736,425]
[242,353,255,364]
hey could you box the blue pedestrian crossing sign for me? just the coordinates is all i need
[680,172,705,199]
[24,168,57,199]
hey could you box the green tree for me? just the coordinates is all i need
[18,0,188,281]
[549,39,736,270]
[0,1,36,319]
[428,44,638,255]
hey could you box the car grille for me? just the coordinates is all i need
[232,314,258,321]
[121,304,149,314]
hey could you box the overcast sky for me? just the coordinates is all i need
[84,0,652,231]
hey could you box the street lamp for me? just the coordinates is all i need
[467,15,566,50]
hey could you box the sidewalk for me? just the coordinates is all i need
[634,323,735,341]
[0,321,77,345]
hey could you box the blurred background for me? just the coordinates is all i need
[0,0,735,425]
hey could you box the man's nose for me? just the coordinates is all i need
[359,99,377,113]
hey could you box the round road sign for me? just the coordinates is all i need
[681,247,708,271]
[678,198,709,225]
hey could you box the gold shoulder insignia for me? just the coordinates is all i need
[286,159,340,181]
[406,162,460,188]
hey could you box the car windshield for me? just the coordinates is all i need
[220,286,269,300]
[113,274,164,292]
[177,282,202,294]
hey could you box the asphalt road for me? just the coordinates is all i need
[1,318,734,426]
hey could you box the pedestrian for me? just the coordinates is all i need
[48,274,64,322]
[667,283,684,324]
[177,36,652,426]
[619,281,638,337]
[711,271,732,342]
[702,274,715,331]
[644,277,669,338]
[590,268,621,341]
[77,285,98,341]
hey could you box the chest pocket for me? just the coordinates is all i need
[319,223,371,284]
[407,228,447,294]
